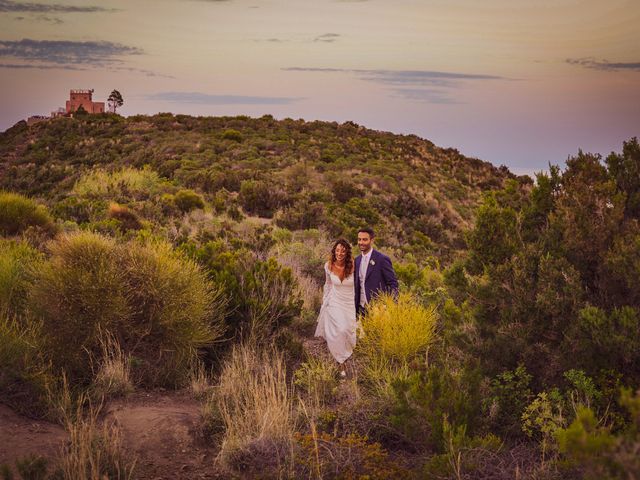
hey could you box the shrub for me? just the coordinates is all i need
[0,240,41,318]
[241,257,303,342]
[73,166,165,201]
[120,239,227,385]
[239,179,287,218]
[391,364,484,452]
[106,202,142,231]
[28,232,130,382]
[28,232,228,386]
[173,189,205,213]
[358,293,437,373]
[521,390,567,460]
[294,356,339,404]
[192,242,302,341]
[208,344,295,476]
[0,313,51,416]
[485,365,534,438]
[555,406,616,478]
[52,196,106,224]
[274,200,325,230]
[0,455,51,480]
[295,432,413,479]
[423,419,504,479]
[0,191,54,236]
[222,129,243,142]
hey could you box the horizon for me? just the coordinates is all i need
[1,0,639,176]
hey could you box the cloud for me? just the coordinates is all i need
[0,62,172,78]
[0,62,83,69]
[113,66,175,79]
[254,34,341,44]
[145,91,303,105]
[567,57,640,72]
[35,15,63,23]
[283,67,504,104]
[0,38,143,65]
[314,33,340,43]
[283,67,503,86]
[391,88,460,104]
[0,0,112,13]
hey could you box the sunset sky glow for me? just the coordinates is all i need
[1,0,639,174]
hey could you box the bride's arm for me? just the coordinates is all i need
[322,262,332,304]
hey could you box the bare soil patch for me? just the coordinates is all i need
[1,392,224,479]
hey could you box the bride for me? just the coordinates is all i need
[315,239,356,376]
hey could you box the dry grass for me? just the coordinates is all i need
[60,404,136,480]
[46,377,136,479]
[209,343,296,475]
[189,360,213,400]
[90,330,133,400]
[294,355,339,406]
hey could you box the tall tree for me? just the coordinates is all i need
[108,89,124,114]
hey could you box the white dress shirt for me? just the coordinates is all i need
[359,250,372,307]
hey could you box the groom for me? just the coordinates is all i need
[354,227,399,316]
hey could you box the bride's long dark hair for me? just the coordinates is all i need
[329,238,354,281]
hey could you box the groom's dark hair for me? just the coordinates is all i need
[358,227,375,238]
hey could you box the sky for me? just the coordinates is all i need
[1,0,639,175]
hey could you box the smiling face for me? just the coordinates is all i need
[357,231,373,254]
[334,243,347,263]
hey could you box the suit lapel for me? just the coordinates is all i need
[364,250,377,281]
[355,255,361,282]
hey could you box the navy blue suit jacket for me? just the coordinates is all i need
[354,249,399,313]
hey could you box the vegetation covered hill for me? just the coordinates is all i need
[1,113,639,479]
[0,113,517,262]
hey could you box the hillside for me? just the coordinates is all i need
[0,113,517,262]
[2,112,638,479]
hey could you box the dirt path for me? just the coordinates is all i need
[1,340,332,478]
[0,392,225,479]
[105,392,222,479]
[0,403,67,467]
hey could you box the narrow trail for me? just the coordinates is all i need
[0,392,221,479]
[0,403,67,466]
[104,392,221,479]
[0,336,344,478]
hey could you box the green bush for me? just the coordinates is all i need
[391,364,483,452]
[485,365,533,438]
[72,166,166,201]
[0,314,51,416]
[120,239,227,385]
[192,241,302,341]
[28,232,131,382]
[28,232,228,386]
[0,191,54,236]
[222,129,243,142]
[0,240,42,318]
[239,179,287,218]
[174,189,205,213]
[274,200,324,230]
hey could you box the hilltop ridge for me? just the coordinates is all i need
[0,113,520,261]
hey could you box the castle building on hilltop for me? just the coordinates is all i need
[65,89,105,114]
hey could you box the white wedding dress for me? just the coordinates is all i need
[315,262,357,364]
